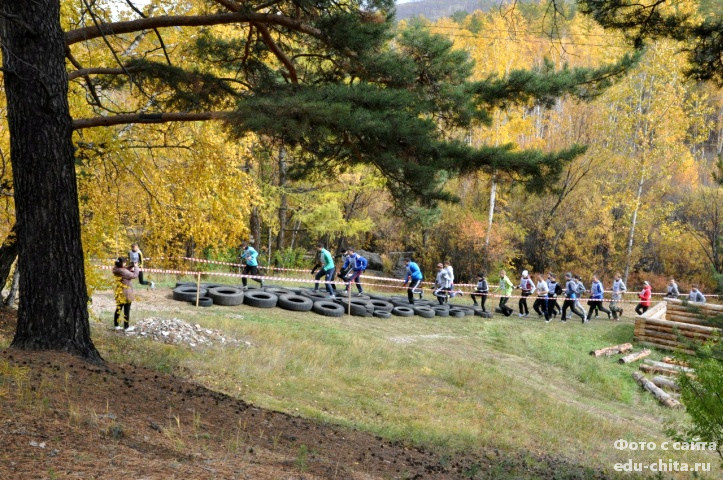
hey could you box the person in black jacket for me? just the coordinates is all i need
[471,272,488,311]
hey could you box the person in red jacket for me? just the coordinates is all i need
[635,281,652,315]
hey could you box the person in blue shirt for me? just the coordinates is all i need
[403,258,423,304]
[311,243,337,298]
[342,248,367,296]
[240,241,264,288]
[586,275,611,319]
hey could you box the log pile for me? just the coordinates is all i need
[634,299,720,353]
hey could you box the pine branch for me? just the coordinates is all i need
[72,111,232,130]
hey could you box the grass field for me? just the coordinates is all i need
[82,275,720,478]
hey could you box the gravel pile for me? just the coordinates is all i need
[127,317,250,349]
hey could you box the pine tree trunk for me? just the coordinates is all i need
[0,1,101,361]
[276,147,287,252]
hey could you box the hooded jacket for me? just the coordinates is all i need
[113,265,139,304]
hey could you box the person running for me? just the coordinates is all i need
[561,272,587,323]
[573,274,587,318]
[546,273,562,317]
[434,263,452,305]
[342,248,367,296]
[665,278,680,298]
[240,241,264,288]
[128,243,154,289]
[532,273,550,322]
[635,281,652,315]
[403,258,423,305]
[112,257,139,331]
[610,273,626,320]
[517,270,535,317]
[312,243,337,298]
[688,284,706,303]
[471,272,488,311]
[587,275,611,320]
[496,269,514,316]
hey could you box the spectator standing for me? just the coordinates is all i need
[112,257,139,331]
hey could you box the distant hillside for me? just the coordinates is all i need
[395,0,501,21]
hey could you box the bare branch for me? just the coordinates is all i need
[253,22,298,83]
[124,0,172,65]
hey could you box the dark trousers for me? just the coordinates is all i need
[435,287,450,305]
[407,279,422,304]
[138,270,151,286]
[472,292,487,311]
[587,300,611,318]
[114,302,131,329]
[499,296,513,316]
[548,299,560,315]
[518,293,530,314]
[242,265,262,287]
[532,297,550,320]
[635,303,649,315]
[562,299,585,320]
[315,268,337,292]
[345,270,363,293]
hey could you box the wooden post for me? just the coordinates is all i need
[195,272,201,307]
[618,349,651,364]
[347,281,352,316]
[632,371,682,408]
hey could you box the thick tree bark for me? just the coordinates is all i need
[0,1,101,362]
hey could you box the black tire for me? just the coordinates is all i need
[454,306,475,316]
[172,286,208,302]
[264,286,294,296]
[312,300,345,317]
[448,308,465,318]
[299,289,329,300]
[208,286,245,306]
[413,306,436,318]
[433,307,450,317]
[277,294,314,312]
[368,299,394,312]
[473,309,486,317]
[367,294,390,302]
[338,299,371,317]
[201,282,224,290]
[373,310,392,319]
[243,290,278,308]
[392,306,414,317]
[189,296,213,307]
[483,312,494,318]
[175,281,196,288]
[389,296,409,303]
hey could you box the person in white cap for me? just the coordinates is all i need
[517,269,535,317]
[635,280,652,315]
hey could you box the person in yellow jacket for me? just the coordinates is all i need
[496,269,514,316]
[112,257,139,331]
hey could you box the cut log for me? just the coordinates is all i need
[619,349,651,364]
[638,326,713,342]
[662,356,690,367]
[639,364,695,377]
[632,372,682,408]
[636,341,696,355]
[643,359,695,373]
[665,314,711,326]
[635,335,695,350]
[639,317,719,335]
[589,343,633,357]
[652,375,680,392]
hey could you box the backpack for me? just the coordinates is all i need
[555,283,563,296]
[357,255,368,270]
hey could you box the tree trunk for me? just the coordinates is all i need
[632,372,682,408]
[276,146,288,253]
[4,264,20,307]
[251,207,261,249]
[624,169,645,284]
[0,225,19,291]
[0,1,100,361]
[485,173,497,248]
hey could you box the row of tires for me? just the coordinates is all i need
[171,283,494,319]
